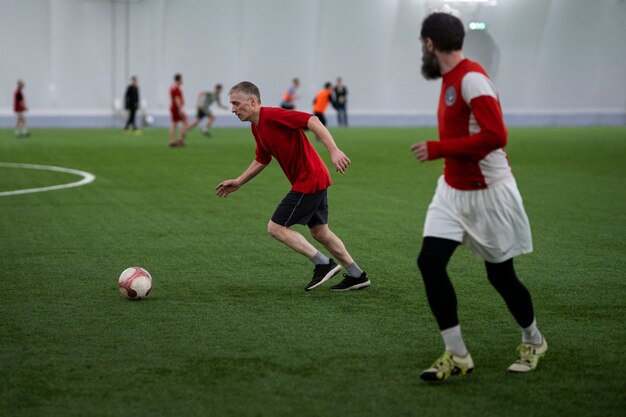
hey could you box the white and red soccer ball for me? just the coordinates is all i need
[118,267,152,300]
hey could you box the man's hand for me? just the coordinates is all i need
[330,149,351,174]
[215,179,241,197]
[411,142,429,162]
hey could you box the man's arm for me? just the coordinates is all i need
[196,92,205,109]
[216,95,229,110]
[175,94,184,111]
[306,116,351,173]
[411,96,506,162]
[215,160,267,197]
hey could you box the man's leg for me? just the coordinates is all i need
[124,111,131,130]
[178,117,189,145]
[485,259,536,329]
[418,236,461,331]
[203,114,215,136]
[485,259,547,372]
[267,220,317,258]
[187,118,199,130]
[15,114,22,137]
[418,236,474,381]
[169,122,177,146]
[206,114,215,130]
[309,224,370,291]
[267,220,341,291]
[309,224,353,266]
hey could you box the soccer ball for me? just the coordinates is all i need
[118,267,152,300]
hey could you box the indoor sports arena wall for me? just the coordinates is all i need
[0,0,625,128]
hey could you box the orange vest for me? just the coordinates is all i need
[313,89,331,113]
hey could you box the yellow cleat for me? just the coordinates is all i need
[508,337,548,372]
[420,351,474,382]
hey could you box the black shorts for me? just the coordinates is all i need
[314,112,327,126]
[196,108,212,119]
[271,189,329,228]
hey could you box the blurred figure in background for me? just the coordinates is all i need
[124,75,141,135]
[14,80,29,138]
[333,77,348,127]
[169,73,188,147]
[280,77,300,110]
[312,82,333,127]
[187,84,229,137]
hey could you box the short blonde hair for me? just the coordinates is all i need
[229,81,261,103]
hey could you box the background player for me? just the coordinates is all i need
[186,84,228,137]
[216,81,370,292]
[169,73,188,147]
[333,77,348,127]
[280,77,300,109]
[411,11,547,382]
[13,80,29,138]
[312,82,333,127]
[123,75,141,134]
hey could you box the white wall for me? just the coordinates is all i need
[0,0,625,124]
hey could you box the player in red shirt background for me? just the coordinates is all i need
[411,11,546,382]
[216,81,370,292]
[13,80,30,138]
[169,73,188,147]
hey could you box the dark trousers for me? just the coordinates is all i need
[125,108,137,130]
[336,105,348,126]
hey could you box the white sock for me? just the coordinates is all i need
[441,325,468,357]
[521,319,543,345]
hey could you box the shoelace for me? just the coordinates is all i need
[433,353,455,372]
[516,345,535,365]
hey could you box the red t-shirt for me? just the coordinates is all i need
[169,84,184,111]
[14,88,26,112]
[427,59,512,190]
[251,107,331,194]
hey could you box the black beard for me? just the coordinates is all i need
[421,51,441,80]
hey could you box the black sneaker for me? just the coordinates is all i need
[305,259,341,291]
[330,273,371,291]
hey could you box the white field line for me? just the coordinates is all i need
[0,162,96,197]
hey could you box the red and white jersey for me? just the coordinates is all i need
[427,59,512,190]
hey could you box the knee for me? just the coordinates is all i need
[309,225,329,243]
[267,221,285,240]
[485,259,519,289]
[417,249,436,276]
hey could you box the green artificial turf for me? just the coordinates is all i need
[1,126,625,417]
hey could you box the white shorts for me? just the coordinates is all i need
[423,176,533,263]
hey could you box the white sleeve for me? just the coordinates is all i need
[461,72,498,105]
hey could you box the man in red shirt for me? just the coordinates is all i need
[216,81,370,292]
[411,12,546,381]
[169,73,188,147]
[13,80,29,138]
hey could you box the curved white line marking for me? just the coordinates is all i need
[0,162,96,197]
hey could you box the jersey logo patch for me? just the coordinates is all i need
[445,86,457,106]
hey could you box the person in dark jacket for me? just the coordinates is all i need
[124,76,140,133]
